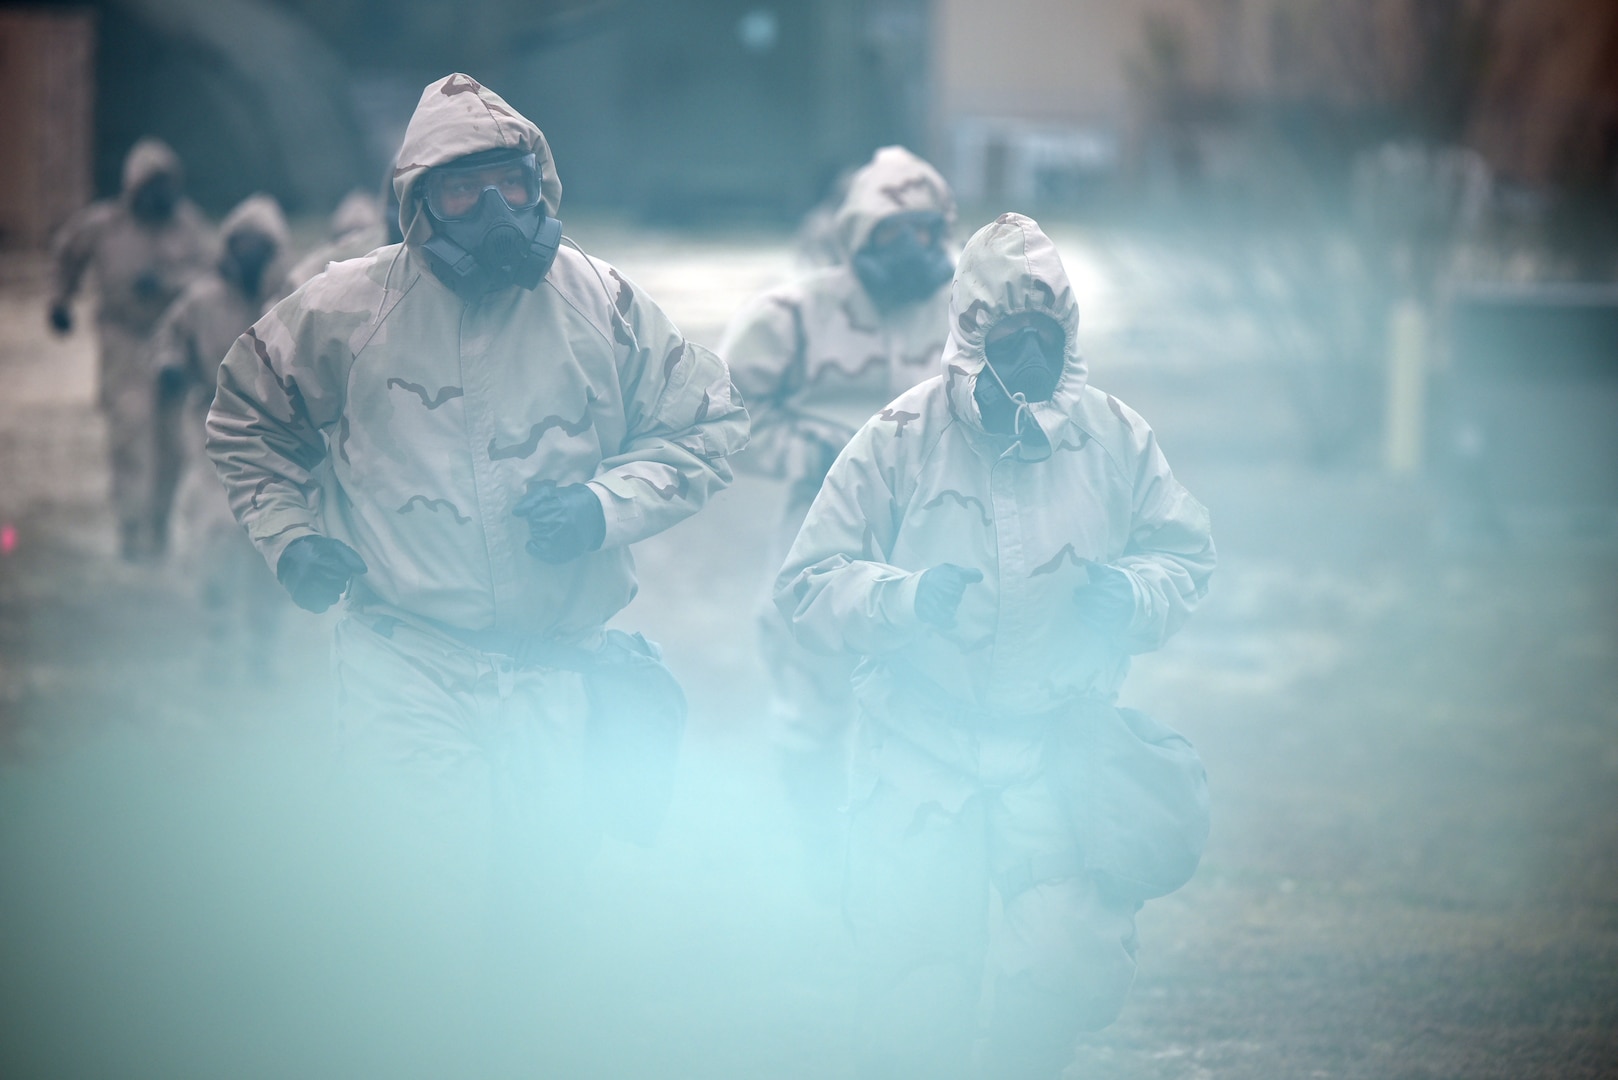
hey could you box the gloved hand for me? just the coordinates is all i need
[915,563,983,629]
[514,481,606,564]
[155,365,190,403]
[47,302,72,336]
[276,534,368,613]
[1074,561,1136,636]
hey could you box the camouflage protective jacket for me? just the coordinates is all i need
[775,214,1215,738]
[718,147,954,500]
[207,74,748,642]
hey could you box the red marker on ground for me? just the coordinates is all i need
[1,524,16,556]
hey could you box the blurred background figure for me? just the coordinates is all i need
[274,167,407,302]
[719,145,956,883]
[148,193,292,685]
[46,137,214,560]
[275,186,389,300]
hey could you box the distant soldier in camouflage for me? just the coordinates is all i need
[718,146,956,858]
[274,182,397,302]
[48,137,214,559]
[150,194,292,682]
[206,74,747,876]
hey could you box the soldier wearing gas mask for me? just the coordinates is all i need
[718,146,956,874]
[48,137,215,559]
[776,214,1216,1079]
[149,195,293,681]
[206,74,747,891]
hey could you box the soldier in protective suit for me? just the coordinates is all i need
[776,214,1216,1079]
[718,146,956,854]
[274,181,399,302]
[48,137,214,558]
[206,74,747,888]
[150,194,293,682]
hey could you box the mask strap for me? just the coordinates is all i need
[979,357,1034,438]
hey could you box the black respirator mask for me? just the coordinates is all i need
[421,150,562,295]
[974,313,1066,435]
[224,231,277,298]
[853,210,953,309]
[130,173,182,224]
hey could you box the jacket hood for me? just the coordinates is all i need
[941,213,1085,452]
[392,73,562,246]
[835,146,956,260]
[329,189,383,240]
[219,193,290,252]
[121,137,183,197]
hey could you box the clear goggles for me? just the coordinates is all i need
[424,152,542,221]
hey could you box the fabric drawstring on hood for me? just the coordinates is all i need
[940,213,1085,456]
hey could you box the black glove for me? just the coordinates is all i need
[514,481,606,564]
[1073,561,1135,636]
[915,563,983,629]
[48,302,72,336]
[276,535,368,613]
[155,365,190,403]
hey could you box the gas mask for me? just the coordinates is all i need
[853,210,953,309]
[420,149,562,295]
[973,312,1066,435]
[130,173,181,224]
[224,230,278,299]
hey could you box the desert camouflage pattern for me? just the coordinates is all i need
[775,212,1215,1073]
[719,146,956,497]
[49,138,214,538]
[207,74,748,645]
[775,212,1216,767]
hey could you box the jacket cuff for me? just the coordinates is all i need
[587,480,642,550]
[252,519,320,576]
[876,570,925,631]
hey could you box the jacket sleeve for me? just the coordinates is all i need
[147,293,199,385]
[586,276,750,550]
[48,204,108,311]
[772,420,926,656]
[1111,419,1215,654]
[716,292,806,479]
[204,292,349,573]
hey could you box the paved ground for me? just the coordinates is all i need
[1,222,1615,1078]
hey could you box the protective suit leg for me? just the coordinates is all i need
[102,357,157,558]
[981,751,1141,1078]
[844,780,989,1079]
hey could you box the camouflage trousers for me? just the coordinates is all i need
[845,726,1140,1080]
[759,497,858,871]
[330,612,600,927]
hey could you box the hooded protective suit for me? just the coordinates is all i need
[49,138,215,554]
[206,75,747,864]
[718,147,955,821]
[774,214,1214,1077]
[151,195,293,671]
